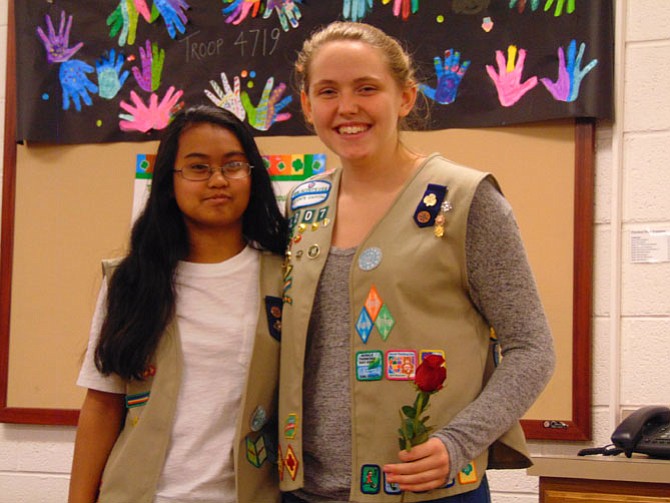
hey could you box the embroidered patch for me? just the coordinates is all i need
[458,462,478,485]
[383,473,402,494]
[358,247,383,271]
[361,464,381,494]
[301,209,316,223]
[264,296,282,341]
[277,444,284,481]
[356,350,383,381]
[316,206,329,222]
[125,391,150,408]
[290,180,331,210]
[284,413,298,439]
[364,285,383,321]
[246,434,268,468]
[355,307,374,344]
[413,184,447,228]
[284,445,300,481]
[375,304,395,341]
[420,349,446,362]
[250,405,267,432]
[386,350,417,380]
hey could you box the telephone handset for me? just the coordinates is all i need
[611,405,670,459]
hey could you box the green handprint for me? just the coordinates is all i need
[241,77,292,131]
[107,0,140,47]
[544,0,575,16]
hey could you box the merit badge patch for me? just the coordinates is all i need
[284,445,300,481]
[290,180,331,210]
[264,296,282,341]
[358,247,383,271]
[356,307,374,344]
[420,349,446,362]
[246,434,268,468]
[284,413,298,439]
[356,350,383,381]
[384,473,402,494]
[250,405,267,432]
[413,184,447,228]
[458,462,478,485]
[361,464,381,494]
[125,391,150,409]
[386,350,418,380]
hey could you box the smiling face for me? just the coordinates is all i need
[173,122,252,242]
[301,40,416,167]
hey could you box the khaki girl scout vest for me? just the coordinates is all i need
[278,154,531,502]
[96,252,283,503]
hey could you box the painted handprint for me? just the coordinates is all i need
[37,10,83,63]
[263,0,302,31]
[119,86,184,133]
[342,0,373,22]
[107,0,140,47]
[133,0,152,22]
[419,49,470,105]
[485,45,538,107]
[132,40,165,92]
[154,0,190,39]
[222,0,262,25]
[541,40,597,102]
[544,0,575,16]
[59,59,98,111]
[96,49,129,99]
[508,0,540,13]
[205,73,246,121]
[241,77,292,131]
[382,0,419,21]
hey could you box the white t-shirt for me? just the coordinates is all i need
[78,246,261,503]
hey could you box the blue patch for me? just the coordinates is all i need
[264,296,282,341]
[356,308,374,344]
[384,473,402,494]
[413,184,448,228]
[356,350,383,381]
[358,247,383,271]
[290,180,332,210]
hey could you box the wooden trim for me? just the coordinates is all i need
[540,477,670,502]
[522,118,595,441]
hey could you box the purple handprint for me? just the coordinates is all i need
[222,0,261,25]
[119,86,184,133]
[263,0,302,31]
[485,45,538,107]
[132,40,165,92]
[419,49,470,105]
[59,59,98,111]
[541,40,598,102]
[37,11,83,63]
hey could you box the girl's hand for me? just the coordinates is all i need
[383,437,451,492]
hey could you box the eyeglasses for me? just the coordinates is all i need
[174,161,254,181]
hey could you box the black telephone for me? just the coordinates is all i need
[611,405,670,459]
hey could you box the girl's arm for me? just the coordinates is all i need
[68,389,125,503]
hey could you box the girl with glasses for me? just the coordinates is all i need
[69,105,287,503]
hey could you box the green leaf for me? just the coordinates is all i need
[399,438,406,450]
[402,405,416,418]
[413,432,429,445]
[421,415,431,423]
[404,418,414,437]
[414,422,427,436]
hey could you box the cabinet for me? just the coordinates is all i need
[528,455,670,502]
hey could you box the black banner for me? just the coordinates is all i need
[15,0,614,144]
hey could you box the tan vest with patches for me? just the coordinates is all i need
[278,155,531,502]
[97,252,283,503]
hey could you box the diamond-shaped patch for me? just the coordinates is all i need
[356,307,374,344]
[364,285,383,321]
[375,304,395,340]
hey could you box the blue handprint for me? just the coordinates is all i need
[541,40,597,102]
[154,0,190,39]
[36,10,83,63]
[343,0,373,22]
[59,59,98,111]
[222,0,261,25]
[96,49,129,99]
[419,49,470,105]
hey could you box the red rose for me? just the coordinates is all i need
[414,354,446,392]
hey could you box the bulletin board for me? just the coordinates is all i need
[0,2,594,441]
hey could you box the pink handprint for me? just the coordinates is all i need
[382,0,419,20]
[485,45,538,107]
[37,10,83,63]
[222,0,262,25]
[133,0,152,21]
[119,86,184,133]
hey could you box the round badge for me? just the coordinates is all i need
[423,193,438,207]
[358,247,383,271]
[250,405,267,432]
[307,244,321,258]
[417,210,431,224]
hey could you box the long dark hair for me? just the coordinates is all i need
[95,105,288,380]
